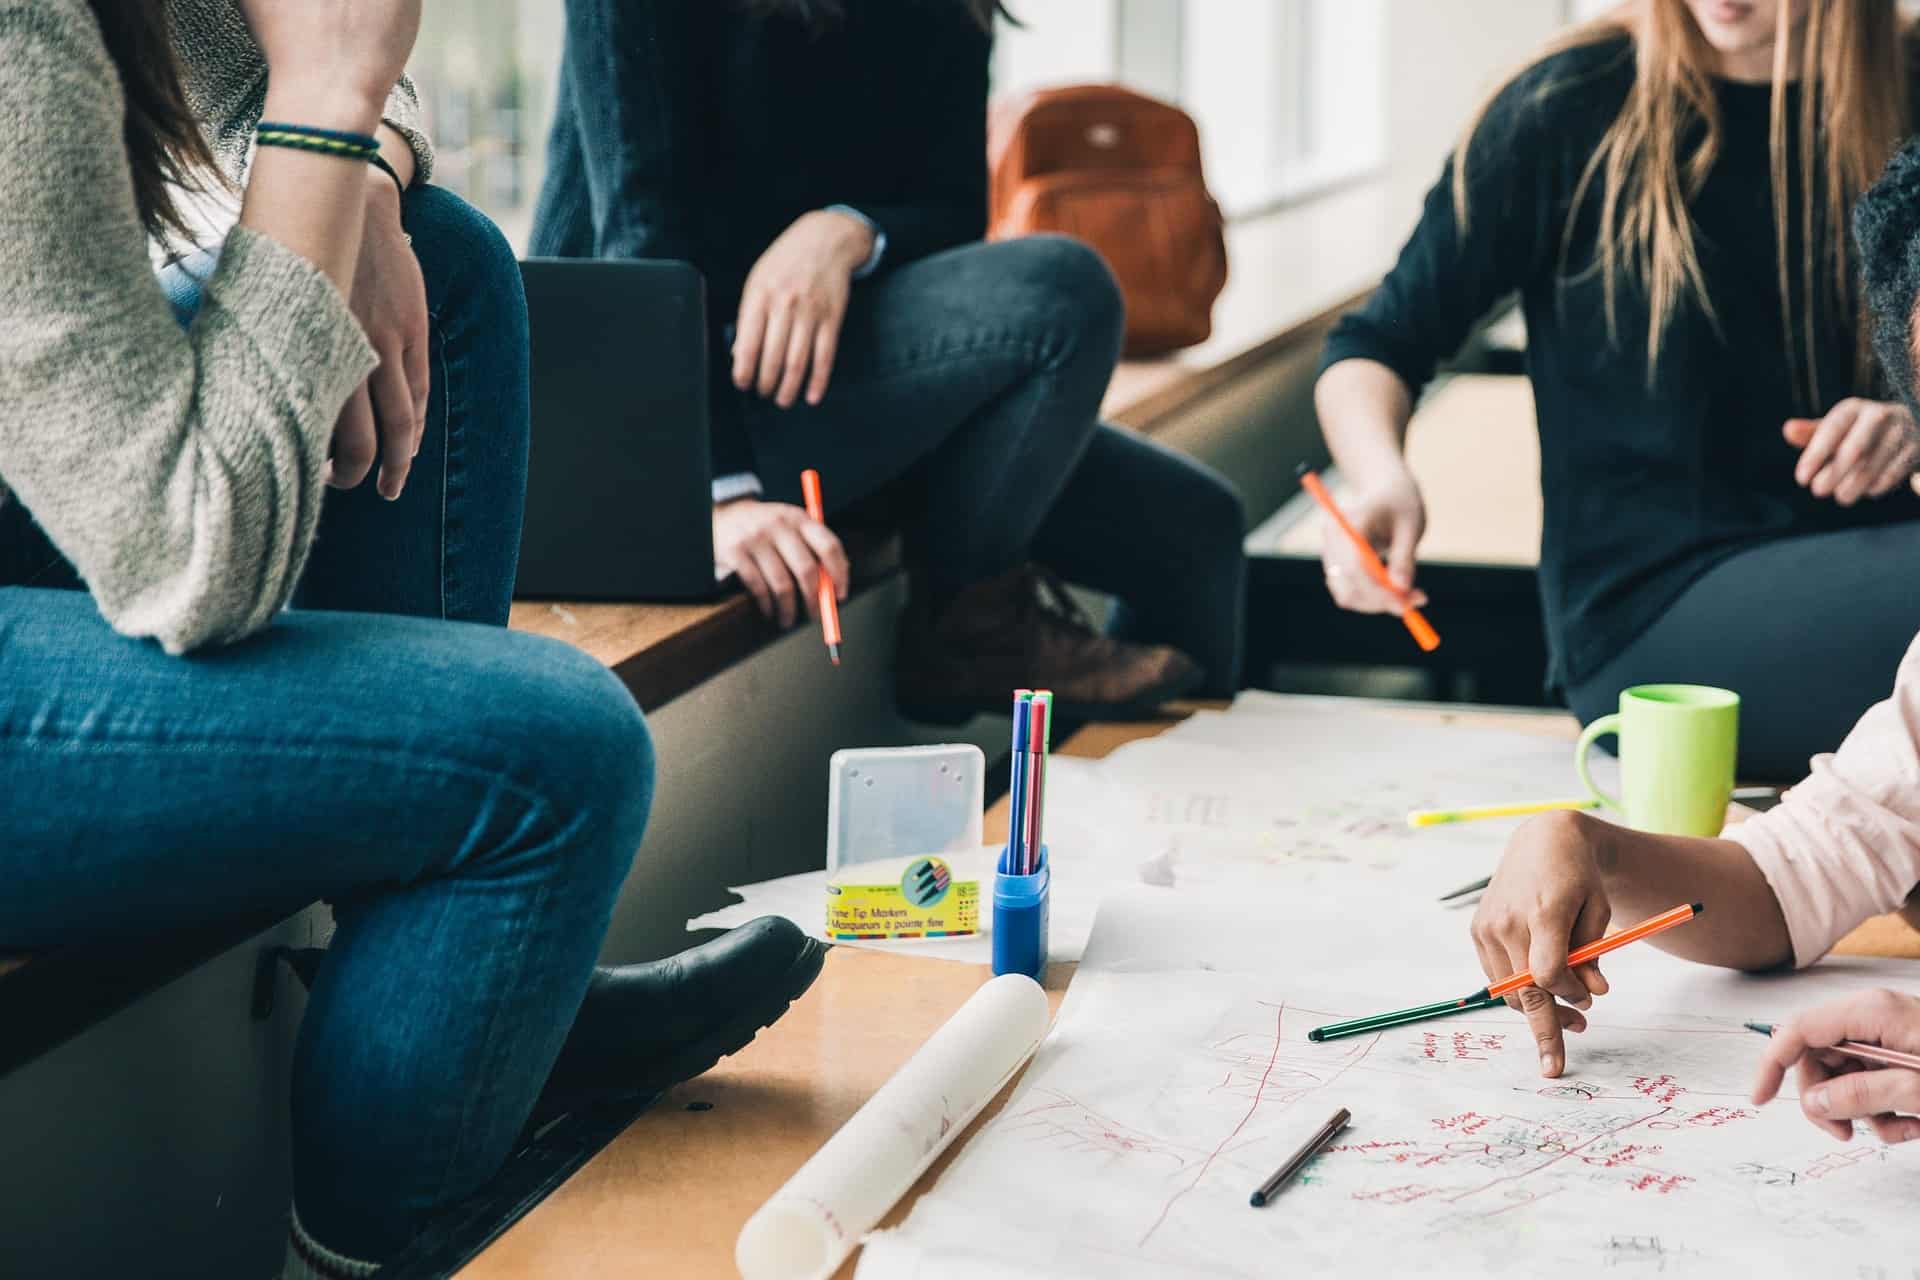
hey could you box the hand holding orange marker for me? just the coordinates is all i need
[799,469,842,665]
[1296,464,1440,653]
[1307,903,1704,1042]
[1475,902,1703,1002]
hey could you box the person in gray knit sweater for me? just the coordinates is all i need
[0,4,820,1277]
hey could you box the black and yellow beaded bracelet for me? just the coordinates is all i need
[255,121,381,163]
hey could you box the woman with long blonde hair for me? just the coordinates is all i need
[1315,0,1920,779]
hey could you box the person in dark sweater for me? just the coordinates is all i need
[1316,0,1920,781]
[528,0,1247,719]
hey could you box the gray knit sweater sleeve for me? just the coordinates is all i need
[169,0,434,185]
[0,1,378,654]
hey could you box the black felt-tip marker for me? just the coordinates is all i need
[1249,1107,1349,1207]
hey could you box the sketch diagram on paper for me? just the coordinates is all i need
[865,965,1920,1279]
[1033,697,1627,906]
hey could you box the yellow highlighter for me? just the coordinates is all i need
[1407,797,1601,828]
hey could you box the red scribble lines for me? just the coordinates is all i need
[1440,1107,1670,1205]
[1803,1147,1884,1181]
[1626,1173,1691,1194]
[1139,1004,1288,1247]
[1004,1091,1202,1169]
[1352,1183,1447,1205]
[1631,1074,1685,1105]
[1684,1106,1755,1128]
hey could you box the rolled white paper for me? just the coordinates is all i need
[735,973,1050,1280]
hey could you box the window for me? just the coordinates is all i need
[995,0,1386,219]
[992,0,1120,96]
[408,3,564,250]
[402,0,1574,247]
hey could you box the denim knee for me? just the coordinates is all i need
[406,185,519,273]
[993,234,1126,367]
[406,185,530,345]
[1187,459,1247,548]
[460,634,654,898]
[534,643,654,894]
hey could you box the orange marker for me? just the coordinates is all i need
[799,469,842,665]
[1477,902,1704,1002]
[1307,903,1705,1042]
[1296,466,1440,652]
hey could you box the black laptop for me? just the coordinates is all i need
[514,258,722,601]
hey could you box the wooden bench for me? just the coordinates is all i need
[0,907,309,1079]
[0,905,324,1277]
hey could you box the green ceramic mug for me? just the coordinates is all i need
[1575,684,1740,836]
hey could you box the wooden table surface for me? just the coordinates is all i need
[459,701,1920,1278]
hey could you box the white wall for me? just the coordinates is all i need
[1180,0,1289,214]
[993,0,1120,96]
[995,0,1564,225]
[1383,0,1572,235]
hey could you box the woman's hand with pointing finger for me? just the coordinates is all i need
[1471,811,1614,1078]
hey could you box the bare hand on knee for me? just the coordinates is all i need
[730,211,875,409]
[333,135,427,500]
[1785,399,1920,507]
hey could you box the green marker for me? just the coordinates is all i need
[1307,993,1506,1043]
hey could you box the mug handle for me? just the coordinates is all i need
[1575,713,1624,813]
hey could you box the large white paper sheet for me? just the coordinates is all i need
[1077,887,1920,1017]
[862,892,1920,1278]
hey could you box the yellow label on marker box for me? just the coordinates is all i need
[825,854,979,940]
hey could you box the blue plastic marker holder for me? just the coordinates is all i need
[992,843,1050,979]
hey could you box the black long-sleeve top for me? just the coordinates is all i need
[530,0,992,477]
[1321,37,1920,688]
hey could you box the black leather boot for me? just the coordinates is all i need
[534,916,826,1114]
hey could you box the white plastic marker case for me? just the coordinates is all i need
[826,744,984,872]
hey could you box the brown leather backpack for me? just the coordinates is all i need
[988,85,1228,357]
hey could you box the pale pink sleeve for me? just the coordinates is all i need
[1723,634,1920,967]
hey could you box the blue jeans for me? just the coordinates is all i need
[530,0,1248,693]
[737,237,1249,694]
[0,187,650,1260]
